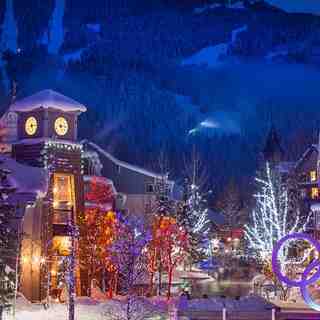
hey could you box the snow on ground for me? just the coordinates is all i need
[63,48,85,64]
[194,1,245,14]
[265,47,289,61]
[12,296,167,320]
[181,24,247,68]
[265,0,320,15]
[181,44,228,68]
[231,25,247,44]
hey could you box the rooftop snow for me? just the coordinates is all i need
[10,89,87,113]
[0,155,48,197]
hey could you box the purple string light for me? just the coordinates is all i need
[272,232,320,311]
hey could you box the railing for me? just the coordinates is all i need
[177,309,320,320]
[177,308,276,320]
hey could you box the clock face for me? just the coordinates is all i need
[54,117,69,136]
[25,116,38,136]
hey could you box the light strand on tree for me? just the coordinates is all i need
[245,162,311,265]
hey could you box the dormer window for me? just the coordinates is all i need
[311,171,317,182]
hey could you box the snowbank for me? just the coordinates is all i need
[14,296,166,320]
[0,155,48,197]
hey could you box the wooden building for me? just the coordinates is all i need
[82,141,182,220]
[0,89,87,301]
[0,89,183,302]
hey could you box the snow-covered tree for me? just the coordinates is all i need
[0,165,17,319]
[48,0,65,55]
[245,162,310,265]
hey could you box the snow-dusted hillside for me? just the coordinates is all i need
[265,0,320,15]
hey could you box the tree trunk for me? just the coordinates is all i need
[167,267,173,299]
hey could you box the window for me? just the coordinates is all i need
[146,184,155,194]
[52,236,71,256]
[311,187,319,199]
[53,174,75,224]
[311,171,317,182]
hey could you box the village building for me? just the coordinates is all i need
[0,89,182,302]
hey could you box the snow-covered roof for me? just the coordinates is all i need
[83,140,168,180]
[0,155,48,198]
[276,161,295,173]
[9,89,87,113]
[311,203,320,211]
[295,144,318,170]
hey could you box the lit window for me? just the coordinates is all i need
[52,236,71,256]
[311,171,317,182]
[311,187,319,199]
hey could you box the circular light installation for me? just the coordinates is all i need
[272,232,320,311]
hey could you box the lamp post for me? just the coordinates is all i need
[67,206,77,320]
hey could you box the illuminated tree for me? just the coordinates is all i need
[79,177,117,297]
[245,162,310,266]
[0,166,17,319]
[178,180,210,265]
[178,148,210,265]
[148,216,188,298]
[109,216,150,320]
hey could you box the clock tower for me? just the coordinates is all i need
[10,89,87,298]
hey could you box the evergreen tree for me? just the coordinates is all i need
[0,165,17,319]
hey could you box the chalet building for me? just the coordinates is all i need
[82,140,182,220]
[0,89,181,302]
[293,143,320,234]
[261,125,319,236]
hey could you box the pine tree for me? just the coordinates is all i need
[0,165,17,319]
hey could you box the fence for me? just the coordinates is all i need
[177,308,320,320]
